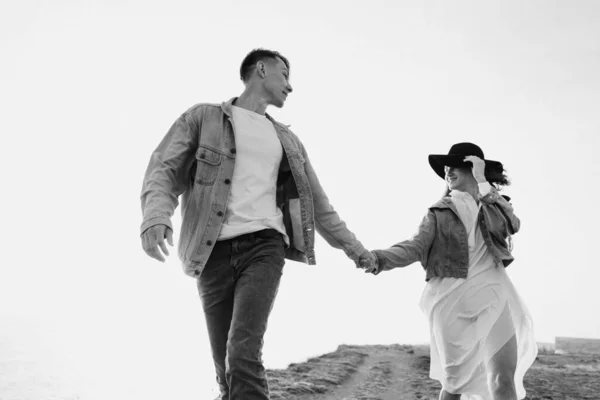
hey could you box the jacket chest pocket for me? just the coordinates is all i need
[195,146,222,185]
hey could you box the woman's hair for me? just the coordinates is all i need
[485,163,511,188]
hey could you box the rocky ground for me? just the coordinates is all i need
[264,344,600,400]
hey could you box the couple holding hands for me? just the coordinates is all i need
[140,49,537,400]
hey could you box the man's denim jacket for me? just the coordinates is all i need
[372,189,520,281]
[140,98,367,278]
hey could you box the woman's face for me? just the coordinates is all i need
[445,165,475,192]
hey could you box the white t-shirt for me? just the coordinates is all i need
[217,106,289,244]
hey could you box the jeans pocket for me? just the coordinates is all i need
[254,235,285,273]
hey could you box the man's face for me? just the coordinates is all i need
[261,57,293,108]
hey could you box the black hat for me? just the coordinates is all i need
[428,142,503,180]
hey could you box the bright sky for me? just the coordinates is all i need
[1,1,599,399]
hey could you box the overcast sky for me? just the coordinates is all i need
[1,0,599,399]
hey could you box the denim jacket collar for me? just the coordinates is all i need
[221,97,290,128]
[431,197,455,211]
[432,193,486,213]
[221,97,235,117]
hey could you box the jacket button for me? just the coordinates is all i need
[194,270,200,276]
[217,211,224,217]
[207,240,213,246]
[230,148,236,154]
[199,153,205,159]
[224,179,231,184]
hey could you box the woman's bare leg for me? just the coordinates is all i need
[438,389,461,400]
[487,334,518,400]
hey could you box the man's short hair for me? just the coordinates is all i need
[240,48,290,83]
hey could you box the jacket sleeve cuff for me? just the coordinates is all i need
[345,241,367,261]
[478,183,501,203]
[140,216,173,236]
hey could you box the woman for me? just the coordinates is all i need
[367,143,537,400]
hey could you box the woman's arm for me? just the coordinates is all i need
[480,185,520,234]
[370,210,437,274]
[468,155,520,235]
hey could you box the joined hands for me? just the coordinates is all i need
[356,250,379,274]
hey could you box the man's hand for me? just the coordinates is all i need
[464,155,486,183]
[356,250,379,274]
[141,224,173,262]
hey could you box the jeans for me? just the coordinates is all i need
[197,229,285,400]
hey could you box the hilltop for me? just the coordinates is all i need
[264,344,600,400]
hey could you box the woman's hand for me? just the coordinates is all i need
[358,251,380,274]
[464,155,487,183]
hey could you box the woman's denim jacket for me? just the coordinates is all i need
[372,189,520,281]
[140,98,367,278]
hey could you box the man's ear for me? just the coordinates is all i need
[256,61,266,78]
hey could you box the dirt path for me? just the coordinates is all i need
[294,344,441,400]
[268,344,600,400]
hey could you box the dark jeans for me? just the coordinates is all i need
[197,229,285,400]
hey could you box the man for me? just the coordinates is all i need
[140,48,376,400]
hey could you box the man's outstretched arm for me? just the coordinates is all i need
[299,142,375,268]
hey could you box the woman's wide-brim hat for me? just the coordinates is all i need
[428,142,504,179]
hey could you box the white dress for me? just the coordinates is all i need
[419,189,537,400]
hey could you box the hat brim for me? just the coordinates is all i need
[428,154,503,180]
